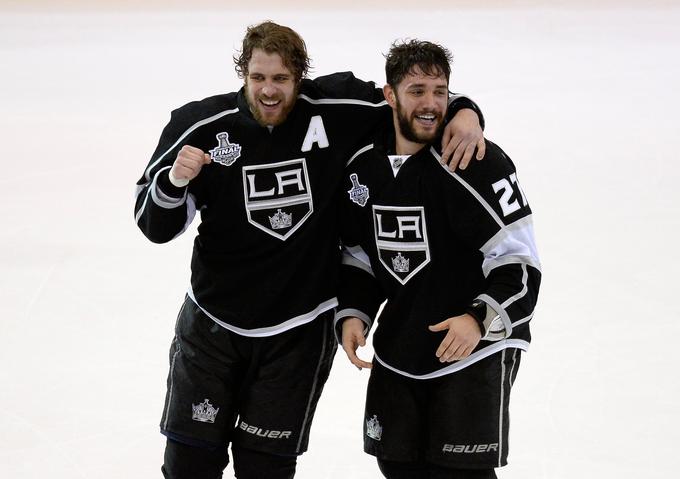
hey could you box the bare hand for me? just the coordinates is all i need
[428,314,481,362]
[342,317,372,370]
[170,145,211,182]
[440,108,485,171]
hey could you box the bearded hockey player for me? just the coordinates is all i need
[338,40,541,479]
[134,21,485,479]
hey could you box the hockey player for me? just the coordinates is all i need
[134,22,485,479]
[338,40,541,479]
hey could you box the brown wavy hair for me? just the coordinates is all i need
[385,39,452,87]
[234,21,311,82]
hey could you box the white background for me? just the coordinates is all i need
[1,2,679,478]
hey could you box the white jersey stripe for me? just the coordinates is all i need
[341,254,375,277]
[171,193,198,241]
[373,339,529,380]
[501,264,528,309]
[483,254,541,278]
[298,94,387,107]
[431,147,505,229]
[186,288,338,337]
[498,349,506,467]
[346,143,374,167]
[512,313,533,328]
[150,166,187,209]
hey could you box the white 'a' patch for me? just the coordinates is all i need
[242,158,313,240]
[301,115,329,152]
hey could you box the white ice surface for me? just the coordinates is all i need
[1,5,679,478]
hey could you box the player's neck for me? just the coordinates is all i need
[395,134,426,156]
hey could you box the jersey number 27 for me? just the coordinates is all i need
[492,173,528,217]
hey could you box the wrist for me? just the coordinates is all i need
[169,169,190,188]
[158,169,189,198]
[465,300,504,340]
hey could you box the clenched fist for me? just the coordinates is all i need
[169,145,211,186]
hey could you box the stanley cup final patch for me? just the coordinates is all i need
[242,158,313,240]
[210,132,242,166]
[347,173,369,207]
[372,205,430,285]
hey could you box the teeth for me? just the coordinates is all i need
[261,99,280,106]
[417,114,435,120]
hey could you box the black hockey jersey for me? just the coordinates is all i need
[337,130,541,378]
[135,72,481,337]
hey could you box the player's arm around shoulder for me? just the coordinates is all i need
[307,71,385,104]
[431,139,529,217]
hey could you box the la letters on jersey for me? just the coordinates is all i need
[372,205,430,285]
[242,158,314,240]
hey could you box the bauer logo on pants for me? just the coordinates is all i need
[242,158,313,240]
[372,205,430,285]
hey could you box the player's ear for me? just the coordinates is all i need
[383,84,396,108]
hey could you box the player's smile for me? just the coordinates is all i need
[414,112,440,128]
[258,96,283,111]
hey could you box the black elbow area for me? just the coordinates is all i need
[135,217,177,244]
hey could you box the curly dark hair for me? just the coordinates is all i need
[384,39,452,87]
[233,21,310,82]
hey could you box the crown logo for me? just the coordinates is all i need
[366,415,383,441]
[392,252,410,273]
[269,209,293,229]
[192,399,220,423]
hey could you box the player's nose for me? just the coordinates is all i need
[261,83,276,97]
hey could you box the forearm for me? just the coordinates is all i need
[134,167,196,243]
[447,93,485,130]
[472,263,541,339]
[334,253,385,343]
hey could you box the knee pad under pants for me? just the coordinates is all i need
[377,458,497,479]
[232,445,297,479]
[161,438,230,479]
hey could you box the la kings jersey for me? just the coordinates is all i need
[337,131,541,377]
[135,72,481,337]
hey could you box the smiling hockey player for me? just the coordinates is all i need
[338,40,541,479]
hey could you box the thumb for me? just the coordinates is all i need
[203,153,212,164]
[358,334,366,347]
[428,320,450,332]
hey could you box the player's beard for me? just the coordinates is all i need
[246,82,299,127]
[395,96,444,145]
